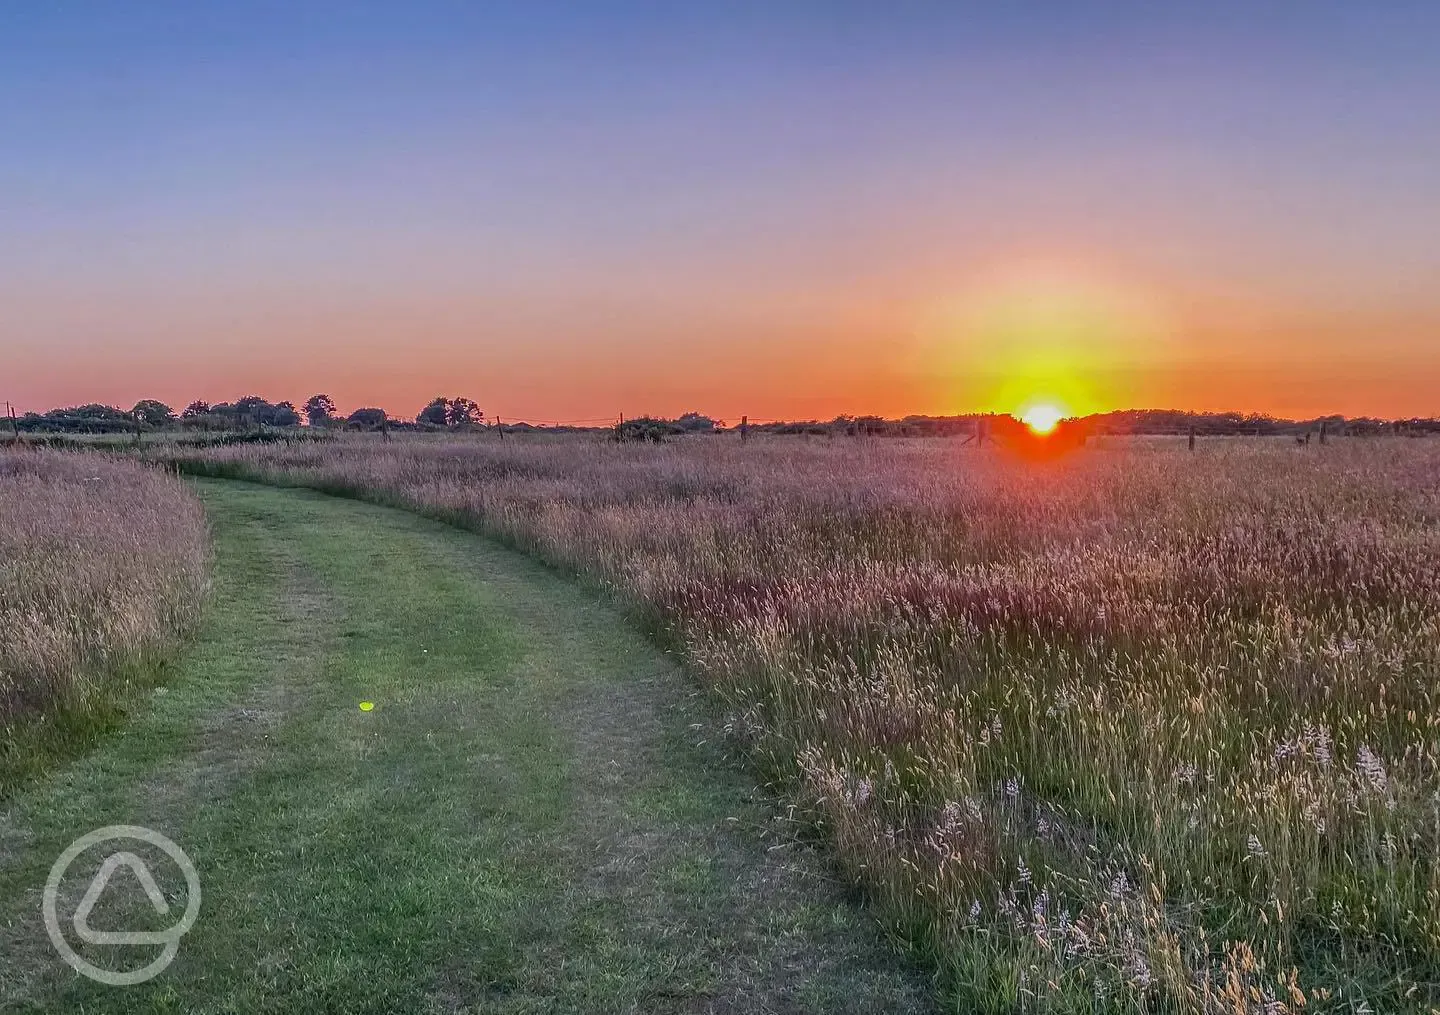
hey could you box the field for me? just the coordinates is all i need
[159,434,1440,1013]
[0,451,208,792]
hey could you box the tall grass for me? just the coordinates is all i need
[164,435,1440,1012]
[0,451,208,789]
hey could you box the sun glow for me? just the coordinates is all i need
[915,261,1176,421]
[1019,402,1065,435]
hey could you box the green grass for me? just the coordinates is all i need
[0,480,928,1014]
[0,649,186,798]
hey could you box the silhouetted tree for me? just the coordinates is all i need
[233,395,274,426]
[131,400,176,427]
[674,412,718,433]
[417,397,449,427]
[347,407,387,428]
[273,401,301,427]
[303,394,337,426]
[417,396,483,427]
[447,397,482,426]
[181,400,211,418]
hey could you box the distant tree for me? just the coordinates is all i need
[347,407,387,428]
[615,416,675,443]
[57,404,130,421]
[447,397,482,427]
[674,411,717,433]
[272,401,301,427]
[131,399,176,428]
[181,400,211,418]
[34,404,132,433]
[417,396,483,427]
[417,397,449,427]
[234,395,275,426]
[304,394,337,426]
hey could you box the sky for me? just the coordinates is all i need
[3,2,1438,422]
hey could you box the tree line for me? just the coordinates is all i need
[13,395,488,434]
[11,399,1438,438]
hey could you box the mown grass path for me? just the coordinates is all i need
[0,480,929,1014]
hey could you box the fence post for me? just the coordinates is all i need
[6,402,19,446]
[1319,420,1328,445]
[740,415,748,443]
[497,415,504,439]
[1188,426,1195,451]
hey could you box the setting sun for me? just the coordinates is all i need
[1019,403,1065,435]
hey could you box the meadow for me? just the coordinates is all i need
[162,434,1440,1013]
[0,450,208,791]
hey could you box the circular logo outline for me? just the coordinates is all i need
[43,825,201,986]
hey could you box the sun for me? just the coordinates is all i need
[1019,402,1065,436]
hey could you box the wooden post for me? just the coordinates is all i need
[739,415,748,443]
[1188,426,1195,451]
[1319,420,1328,445]
[497,415,504,439]
[6,402,19,446]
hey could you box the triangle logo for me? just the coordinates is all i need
[72,852,174,946]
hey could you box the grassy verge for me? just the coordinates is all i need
[0,451,208,797]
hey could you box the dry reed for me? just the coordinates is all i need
[0,451,208,749]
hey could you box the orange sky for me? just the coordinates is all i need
[11,255,1438,422]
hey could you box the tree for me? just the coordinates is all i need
[447,397,482,427]
[131,400,176,427]
[616,416,674,443]
[273,401,301,427]
[417,397,449,427]
[347,407,387,428]
[34,404,132,433]
[181,400,211,418]
[674,412,717,433]
[417,396,482,427]
[234,395,275,426]
[304,394,336,427]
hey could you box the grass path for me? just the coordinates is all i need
[0,480,929,1014]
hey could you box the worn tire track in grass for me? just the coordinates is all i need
[0,480,931,1014]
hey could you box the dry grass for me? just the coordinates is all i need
[165,434,1440,1012]
[0,450,208,784]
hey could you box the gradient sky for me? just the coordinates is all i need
[4,2,1438,421]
